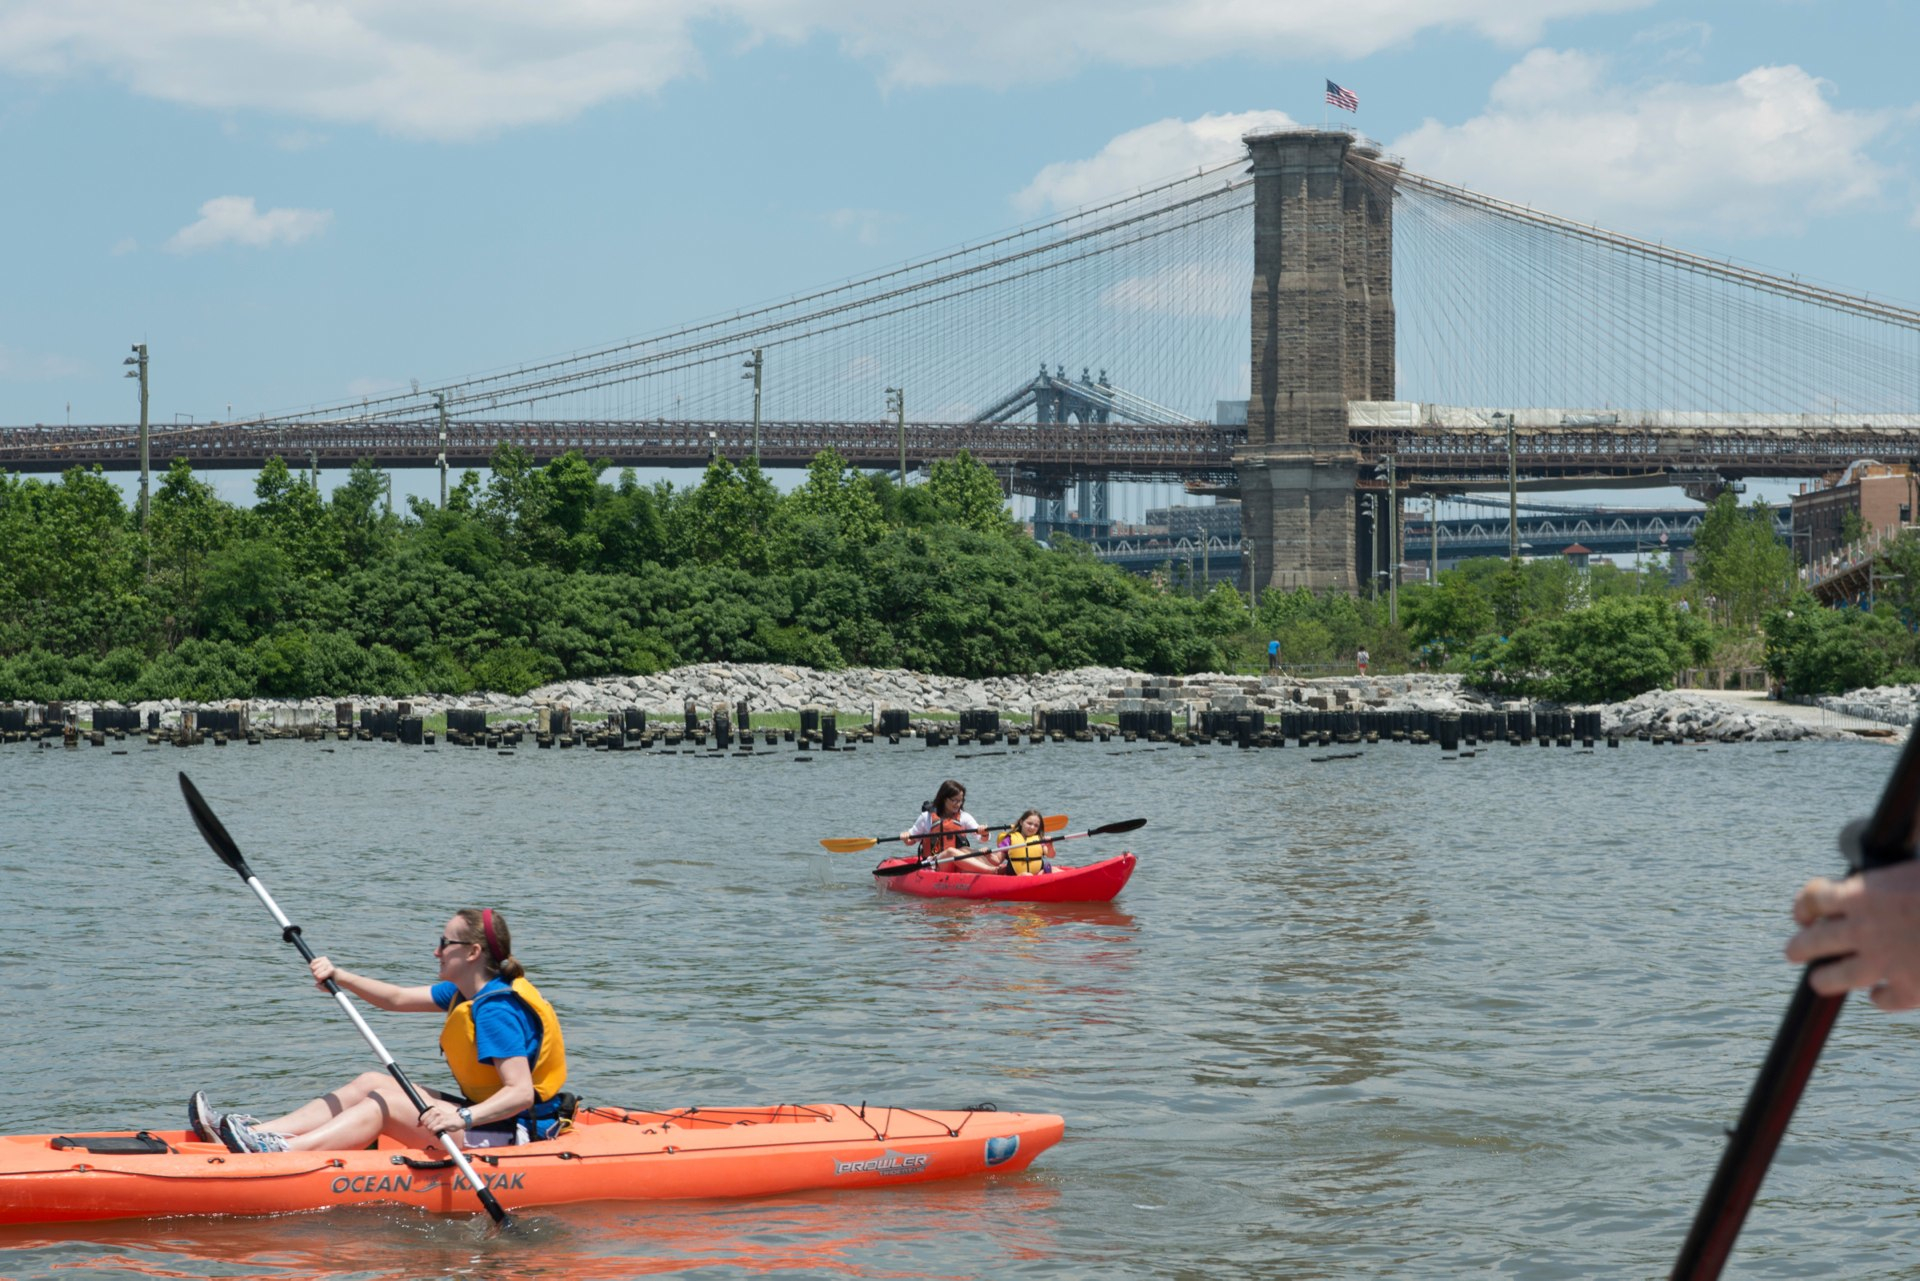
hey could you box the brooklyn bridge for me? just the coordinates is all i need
[5,129,1916,589]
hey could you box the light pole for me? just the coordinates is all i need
[1361,493,1380,599]
[435,392,449,509]
[1496,411,1518,562]
[1429,494,1440,585]
[885,386,905,482]
[1387,454,1399,627]
[1371,459,1399,625]
[123,343,149,529]
[741,349,763,466]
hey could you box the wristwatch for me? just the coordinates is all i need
[457,1106,474,1130]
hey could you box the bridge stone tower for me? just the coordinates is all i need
[1236,130,1398,593]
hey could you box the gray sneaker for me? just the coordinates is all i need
[218,1113,290,1154]
[187,1091,222,1144]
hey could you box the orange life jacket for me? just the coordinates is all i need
[918,815,974,856]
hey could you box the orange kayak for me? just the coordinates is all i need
[873,853,1136,902]
[0,1103,1063,1225]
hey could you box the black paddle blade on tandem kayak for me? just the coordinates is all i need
[179,772,255,882]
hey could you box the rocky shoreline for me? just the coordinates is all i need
[40,664,1911,743]
[1818,685,1920,727]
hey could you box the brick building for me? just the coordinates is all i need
[1789,462,1919,565]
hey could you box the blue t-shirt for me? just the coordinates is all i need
[432,978,541,1067]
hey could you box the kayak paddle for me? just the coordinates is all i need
[178,772,514,1229]
[821,813,1066,855]
[1670,728,1920,1278]
[873,818,1146,876]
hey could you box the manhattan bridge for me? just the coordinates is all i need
[5,129,1919,591]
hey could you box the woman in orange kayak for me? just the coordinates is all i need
[189,908,567,1155]
[900,779,1006,874]
[996,808,1057,875]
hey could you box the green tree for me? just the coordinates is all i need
[1764,596,1916,696]
[1404,570,1494,662]
[1692,493,1795,629]
[779,448,887,558]
[0,468,147,656]
[1489,562,1528,635]
[1466,596,1709,702]
[332,459,394,569]
[254,457,344,581]
[667,457,779,572]
[923,451,1014,536]
[587,470,667,573]
[197,539,292,642]
[147,460,233,646]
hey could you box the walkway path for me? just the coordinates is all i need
[1684,687,1905,739]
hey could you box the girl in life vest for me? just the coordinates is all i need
[900,778,1006,874]
[194,907,569,1156]
[996,808,1057,875]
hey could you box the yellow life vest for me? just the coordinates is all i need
[439,977,568,1111]
[1001,832,1053,876]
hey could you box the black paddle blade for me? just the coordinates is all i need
[1093,818,1147,835]
[179,772,254,881]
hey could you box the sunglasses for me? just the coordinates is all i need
[436,936,473,953]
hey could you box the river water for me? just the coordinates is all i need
[2,734,1917,1278]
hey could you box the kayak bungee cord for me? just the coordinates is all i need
[1671,730,1920,1277]
[178,772,514,1229]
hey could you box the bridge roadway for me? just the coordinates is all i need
[1087,505,1789,582]
[0,419,1240,492]
[1404,505,1791,560]
[7,411,1920,488]
[1350,405,1920,485]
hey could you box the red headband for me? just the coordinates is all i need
[481,909,505,965]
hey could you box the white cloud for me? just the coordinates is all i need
[165,196,333,253]
[1630,19,1710,64]
[824,207,900,246]
[1016,111,1295,215]
[770,0,1654,90]
[0,1,707,142]
[110,236,138,256]
[1100,263,1244,318]
[0,344,84,381]
[1390,53,1896,236]
[0,1,1652,141]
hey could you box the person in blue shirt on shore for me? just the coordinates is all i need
[190,908,568,1154]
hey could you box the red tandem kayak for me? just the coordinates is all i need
[0,1102,1063,1225]
[873,853,1136,902]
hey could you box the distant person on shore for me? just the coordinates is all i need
[996,808,1057,876]
[1267,638,1281,672]
[191,908,568,1154]
[1356,647,1370,676]
[1786,861,1920,1010]
[902,779,1005,874]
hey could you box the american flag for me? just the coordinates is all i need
[1325,80,1358,112]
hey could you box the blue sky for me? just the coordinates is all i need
[1,0,1914,512]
